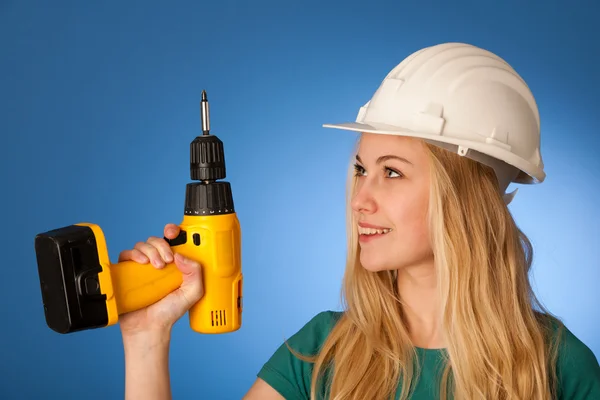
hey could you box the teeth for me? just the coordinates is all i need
[358,226,392,235]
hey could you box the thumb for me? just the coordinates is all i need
[173,253,204,306]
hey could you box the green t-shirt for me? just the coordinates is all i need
[257,310,600,399]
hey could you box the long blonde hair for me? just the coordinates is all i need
[291,136,563,399]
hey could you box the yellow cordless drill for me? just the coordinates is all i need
[34,91,243,334]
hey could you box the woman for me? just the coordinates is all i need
[118,43,600,399]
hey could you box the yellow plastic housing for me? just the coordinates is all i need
[76,213,242,334]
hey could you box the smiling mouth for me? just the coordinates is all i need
[358,226,393,235]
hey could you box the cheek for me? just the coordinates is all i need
[391,203,430,250]
[359,192,432,271]
[389,186,429,230]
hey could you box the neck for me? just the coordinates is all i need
[396,257,445,349]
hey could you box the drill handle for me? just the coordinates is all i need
[110,260,183,315]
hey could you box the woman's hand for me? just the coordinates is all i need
[117,223,204,338]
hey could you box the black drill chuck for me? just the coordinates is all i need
[185,90,235,216]
[190,90,226,181]
[190,135,226,181]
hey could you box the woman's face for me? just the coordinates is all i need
[351,132,433,272]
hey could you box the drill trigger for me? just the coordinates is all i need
[165,229,187,247]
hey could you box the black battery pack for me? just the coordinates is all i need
[34,224,109,334]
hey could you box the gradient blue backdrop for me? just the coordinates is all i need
[1,0,598,398]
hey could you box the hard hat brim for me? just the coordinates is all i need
[322,121,545,185]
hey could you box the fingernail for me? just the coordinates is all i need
[153,258,165,268]
[175,253,191,264]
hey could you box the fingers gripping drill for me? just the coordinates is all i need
[34,91,243,334]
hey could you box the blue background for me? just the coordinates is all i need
[1,0,598,398]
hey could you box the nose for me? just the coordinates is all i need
[351,179,377,214]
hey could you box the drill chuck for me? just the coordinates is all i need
[190,90,226,181]
[190,135,226,181]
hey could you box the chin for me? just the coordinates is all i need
[358,251,399,272]
[358,245,433,273]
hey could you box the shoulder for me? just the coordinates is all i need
[256,310,343,400]
[551,319,600,399]
[289,310,343,349]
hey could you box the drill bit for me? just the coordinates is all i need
[201,90,210,135]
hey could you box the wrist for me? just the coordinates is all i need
[122,327,172,354]
[122,328,172,400]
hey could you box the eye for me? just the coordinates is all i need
[353,163,366,177]
[385,167,403,178]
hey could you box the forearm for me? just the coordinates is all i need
[123,330,172,400]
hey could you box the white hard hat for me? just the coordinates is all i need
[323,42,544,204]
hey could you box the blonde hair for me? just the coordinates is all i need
[290,136,564,399]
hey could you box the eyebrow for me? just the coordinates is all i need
[355,154,413,166]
